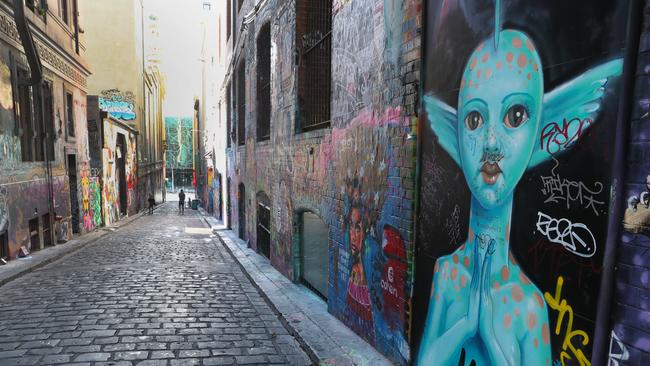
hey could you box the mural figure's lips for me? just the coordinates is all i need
[480,162,501,185]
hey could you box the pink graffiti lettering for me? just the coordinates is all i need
[540,117,592,155]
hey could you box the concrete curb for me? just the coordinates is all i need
[197,208,395,366]
[0,203,163,288]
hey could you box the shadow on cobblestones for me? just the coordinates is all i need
[0,203,312,366]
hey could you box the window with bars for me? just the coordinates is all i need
[296,0,332,132]
[236,60,245,146]
[226,0,231,40]
[65,91,75,138]
[256,23,271,142]
[17,68,34,162]
[226,83,232,148]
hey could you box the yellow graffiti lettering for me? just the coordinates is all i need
[544,276,591,366]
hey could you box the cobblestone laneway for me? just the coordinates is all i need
[0,203,312,366]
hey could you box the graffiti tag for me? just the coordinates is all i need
[540,117,592,155]
[608,331,629,366]
[536,212,596,257]
[545,276,591,366]
[540,158,605,216]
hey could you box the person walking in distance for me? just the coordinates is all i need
[178,189,185,214]
[148,194,155,215]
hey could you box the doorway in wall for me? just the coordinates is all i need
[238,183,245,240]
[67,154,80,233]
[116,133,127,216]
[299,211,329,299]
[226,178,232,229]
[257,192,271,259]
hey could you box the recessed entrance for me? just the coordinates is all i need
[299,211,329,299]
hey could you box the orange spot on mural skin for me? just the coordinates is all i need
[493,281,501,290]
[486,68,492,78]
[512,37,523,48]
[476,43,484,52]
[434,261,439,273]
[542,324,550,345]
[470,57,478,70]
[514,308,520,316]
[526,38,535,51]
[501,265,510,281]
[451,267,458,281]
[534,292,544,307]
[436,293,440,301]
[474,83,479,89]
[459,243,466,250]
[520,271,531,285]
[444,261,449,270]
[453,254,459,264]
[469,79,473,87]
[518,53,527,68]
[534,338,539,349]
[527,312,538,330]
[460,275,467,287]
[503,296,507,304]
[463,256,470,268]
[506,52,514,63]
[496,61,502,70]
[482,53,489,62]
[511,284,524,302]
[469,227,474,242]
[504,314,512,329]
[533,63,539,71]
[477,69,482,79]
[509,251,519,265]
[430,283,435,298]
[527,73,532,81]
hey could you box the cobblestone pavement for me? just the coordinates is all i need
[0,203,312,366]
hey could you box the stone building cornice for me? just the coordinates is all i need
[0,5,89,90]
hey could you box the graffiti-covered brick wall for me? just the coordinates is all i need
[611,1,650,365]
[224,0,421,363]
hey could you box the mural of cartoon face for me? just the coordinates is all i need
[458,30,543,209]
[349,207,363,256]
[418,2,623,363]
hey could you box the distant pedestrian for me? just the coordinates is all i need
[178,189,186,214]
[148,195,155,215]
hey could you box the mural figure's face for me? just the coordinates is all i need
[458,30,543,209]
[349,207,363,256]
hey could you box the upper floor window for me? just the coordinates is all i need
[256,23,271,142]
[65,91,74,138]
[226,0,231,41]
[61,0,69,25]
[236,59,245,146]
[296,0,332,133]
[17,68,34,162]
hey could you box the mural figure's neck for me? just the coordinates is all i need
[468,195,512,268]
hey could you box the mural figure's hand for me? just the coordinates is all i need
[479,240,516,366]
[466,240,483,338]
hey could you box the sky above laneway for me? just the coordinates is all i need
[145,0,213,117]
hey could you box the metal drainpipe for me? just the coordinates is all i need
[592,1,644,365]
[12,0,54,246]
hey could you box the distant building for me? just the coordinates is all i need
[80,0,166,214]
[0,0,91,259]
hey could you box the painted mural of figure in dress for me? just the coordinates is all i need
[343,177,376,339]
[416,1,622,365]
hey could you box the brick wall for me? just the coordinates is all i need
[224,0,421,363]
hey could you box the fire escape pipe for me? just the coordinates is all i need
[12,0,42,86]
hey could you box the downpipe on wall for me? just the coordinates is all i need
[592,1,644,365]
[11,0,54,245]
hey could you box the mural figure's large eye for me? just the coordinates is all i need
[464,111,483,131]
[504,105,529,128]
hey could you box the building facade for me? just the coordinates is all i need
[0,0,91,259]
[80,0,166,213]
[218,0,650,364]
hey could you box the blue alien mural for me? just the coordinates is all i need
[416,1,623,365]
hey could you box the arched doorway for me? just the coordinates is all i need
[238,183,245,240]
[256,192,271,259]
[298,211,329,299]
